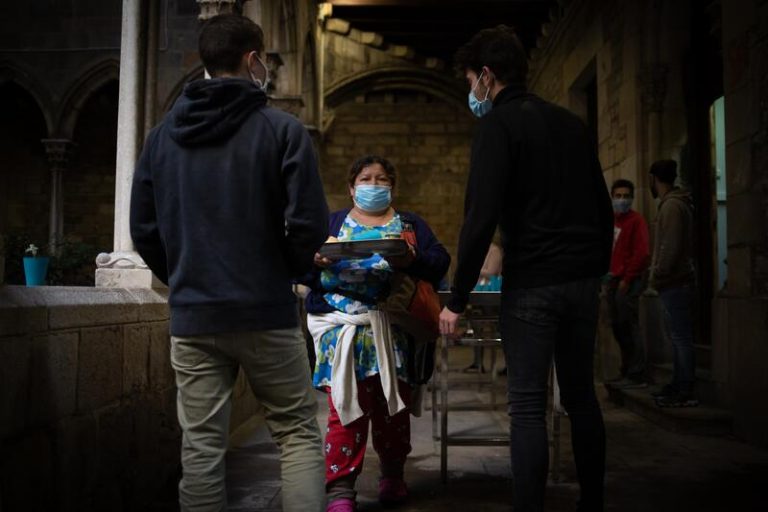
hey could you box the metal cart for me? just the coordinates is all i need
[431,291,564,483]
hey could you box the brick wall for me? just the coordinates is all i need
[0,286,261,511]
[320,91,475,268]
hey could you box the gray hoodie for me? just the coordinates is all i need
[649,187,696,290]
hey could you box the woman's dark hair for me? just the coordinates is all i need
[348,155,397,188]
[611,179,636,196]
[453,25,528,85]
[199,14,264,77]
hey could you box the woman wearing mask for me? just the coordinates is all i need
[302,155,450,512]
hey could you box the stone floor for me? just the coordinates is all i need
[224,347,768,511]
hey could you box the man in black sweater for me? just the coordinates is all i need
[439,26,613,512]
[130,15,328,512]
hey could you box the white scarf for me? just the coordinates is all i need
[307,309,407,426]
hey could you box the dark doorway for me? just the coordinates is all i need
[681,0,724,363]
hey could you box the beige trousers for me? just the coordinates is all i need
[171,327,325,512]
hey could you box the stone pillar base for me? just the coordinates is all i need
[95,268,165,289]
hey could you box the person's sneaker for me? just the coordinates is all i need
[378,477,408,507]
[651,384,678,399]
[327,498,355,512]
[655,393,699,408]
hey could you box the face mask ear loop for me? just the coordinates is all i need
[481,70,493,101]
[471,70,485,98]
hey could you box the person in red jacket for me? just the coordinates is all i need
[606,179,650,388]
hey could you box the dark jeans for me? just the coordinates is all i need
[501,278,605,512]
[658,285,695,394]
[606,279,646,380]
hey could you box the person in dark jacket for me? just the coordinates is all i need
[647,159,699,408]
[439,25,613,512]
[129,15,329,512]
[302,155,449,512]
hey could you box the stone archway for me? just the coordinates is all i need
[0,62,55,137]
[0,80,51,283]
[325,66,465,112]
[320,68,474,261]
[161,65,206,114]
[56,59,119,140]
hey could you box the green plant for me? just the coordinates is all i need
[48,238,98,286]
[2,233,47,285]
[1,234,98,286]
[25,243,42,257]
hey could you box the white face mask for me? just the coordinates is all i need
[248,53,270,92]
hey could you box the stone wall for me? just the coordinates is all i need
[320,90,474,266]
[0,286,261,511]
[719,0,768,446]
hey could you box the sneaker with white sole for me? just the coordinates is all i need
[655,393,699,408]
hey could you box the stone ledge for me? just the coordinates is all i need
[0,285,169,333]
[606,385,733,436]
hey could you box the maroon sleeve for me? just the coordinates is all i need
[623,213,650,283]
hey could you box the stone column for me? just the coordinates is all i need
[41,139,75,256]
[95,0,158,288]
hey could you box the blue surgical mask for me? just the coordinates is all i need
[354,185,392,212]
[468,71,492,117]
[612,198,632,214]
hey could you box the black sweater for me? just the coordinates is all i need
[130,78,329,335]
[447,85,614,313]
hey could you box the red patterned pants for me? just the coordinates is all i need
[324,375,412,487]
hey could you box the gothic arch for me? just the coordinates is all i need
[0,61,55,136]
[162,64,206,114]
[325,67,466,110]
[56,59,119,139]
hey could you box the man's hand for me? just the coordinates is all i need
[617,280,629,295]
[439,306,462,337]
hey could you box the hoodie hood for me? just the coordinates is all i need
[659,187,693,211]
[168,77,268,146]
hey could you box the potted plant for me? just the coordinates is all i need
[23,243,49,286]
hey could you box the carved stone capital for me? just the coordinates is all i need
[95,251,148,270]
[641,65,669,113]
[266,51,284,95]
[41,139,75,173]
[196,0,248,21]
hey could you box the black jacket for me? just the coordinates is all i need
[130,78,329,336]
[447,85,614,312]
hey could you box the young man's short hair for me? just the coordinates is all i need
[199,14,264,77]
[611,179,635,196]
[453,25,528,85]
[649,159,678,184]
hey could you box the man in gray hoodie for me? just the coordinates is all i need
[648,160,698,407]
